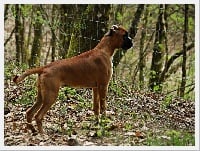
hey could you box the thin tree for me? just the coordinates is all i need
[20,5,26,63]
[29,5,43,67]
[58,4,75,59]
[149,4,166,91]
[179,4,189,97]
[113,4,144,68]
[4,4,9,22]
[24,6,33,64]
[67,4,88,58]
[139,5,149,89]
[15,4,21,64]
[39,5,58,63]
[14,4,27,64]
[80,4,110,53]
[158,5,194,85]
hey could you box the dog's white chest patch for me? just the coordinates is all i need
[110,56,113,75]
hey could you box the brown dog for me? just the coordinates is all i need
[13,25,133,134]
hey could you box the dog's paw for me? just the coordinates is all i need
[13,75,19,83]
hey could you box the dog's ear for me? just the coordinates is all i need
[111,25,119,31]
[105,25,119,36]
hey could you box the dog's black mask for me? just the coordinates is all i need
[121,32,133,50]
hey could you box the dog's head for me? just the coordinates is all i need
[105,25,133,50]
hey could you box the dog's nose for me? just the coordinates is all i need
[121,36,133,50]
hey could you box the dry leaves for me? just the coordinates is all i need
[4,89,195,146]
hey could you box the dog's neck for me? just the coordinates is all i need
[95,36,118,57]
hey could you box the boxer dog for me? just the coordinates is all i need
[13,25,133,134]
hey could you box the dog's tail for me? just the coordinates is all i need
[13,67,44,84]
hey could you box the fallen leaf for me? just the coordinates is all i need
[135,131,145,139]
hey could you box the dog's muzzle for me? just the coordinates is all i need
[121,36,133,50]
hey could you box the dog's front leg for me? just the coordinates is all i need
[92,88,100,121]
[99,85,108,115]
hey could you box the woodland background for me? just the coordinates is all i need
[4,4,195,146]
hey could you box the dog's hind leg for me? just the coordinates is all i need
[26,78,43,133]
[34,79,59,133]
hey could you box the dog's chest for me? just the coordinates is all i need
[110,56,113,75]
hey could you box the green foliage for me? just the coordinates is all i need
[96,116,112,137]
[158,43,164,50]
[153,85,160,92]
[161,95,172,109]
[4,60,17,79]
[65,87,77,96]
[65,119,74,136]
[116,12,123,21]
[18,86,37,105]
[58,89,66,101]
[109,80,123,97]
[9,4,32,18]
[148,70,162,92]
[149,70,156,79]
[188,17,195,32]
[16,81,37,105]
[146,130,195,146]
[20,5,32,17]
[5,61,37,105]
[96,127,110,137]
[32,10,44,25]
[124,122,133,131]
[85,5,94,14]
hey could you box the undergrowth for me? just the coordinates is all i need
[4,61,195,146]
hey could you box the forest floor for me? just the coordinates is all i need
[4,87,195,146]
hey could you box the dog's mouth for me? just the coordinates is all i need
[121,36,133,50]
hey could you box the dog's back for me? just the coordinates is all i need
[42,48,112,88]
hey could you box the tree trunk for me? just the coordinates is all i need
[109,4,123,25]
[67,4,88,58]
[51,5,56,62]
[4,4,9,22]
[58,4,75,59]
[15,4,21,64]
[139,5,149,89]
[113,4,144,68]
[14,4,26,64]
[80,4,110,53]
[179,4,189,97]
[67,4,110,58]
[158,5,168,85]
[20,5,26,63]
[29,5,42,67]
[39,5,58,63]
[24,7,33,64]
[149,4,166,91]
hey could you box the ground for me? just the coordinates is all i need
[4,88,195,146]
